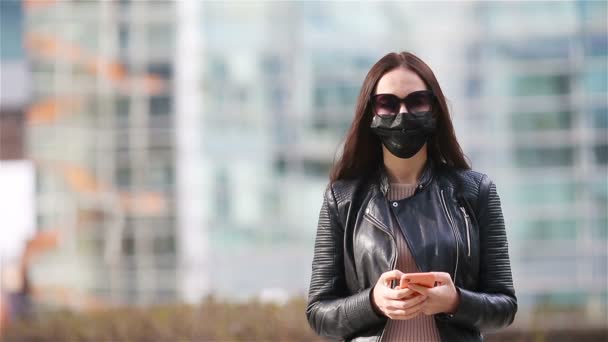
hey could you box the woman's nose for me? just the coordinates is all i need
[399,103,408,114]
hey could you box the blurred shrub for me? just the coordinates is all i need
[485,328,607,342]
[2,296,606,341]
[2,296,323,342]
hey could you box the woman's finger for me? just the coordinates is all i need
[408,283,431,296]
[385,293,427,311]
[384,299,412,311]
[393,288,418,299]
[398,293,427,309]
[389,298,427,319]
[380,270,405,283]
[385,287,416,300]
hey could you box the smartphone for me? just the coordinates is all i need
[399,272,437,289]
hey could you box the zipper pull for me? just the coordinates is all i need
[460,207,471,257]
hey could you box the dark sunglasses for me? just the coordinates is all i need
[370,90,436,116]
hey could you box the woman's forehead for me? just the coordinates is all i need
[375,67,427,96]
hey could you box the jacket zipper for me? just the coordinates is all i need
[460,207,471,257]
[363,213,397,342]
[439,189,459,282]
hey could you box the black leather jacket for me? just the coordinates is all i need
[306,161,517,341]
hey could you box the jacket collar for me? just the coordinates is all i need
[363,157,437,235]
[377,157,435,197]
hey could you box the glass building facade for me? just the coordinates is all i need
[24,0,178,306]
[15,0,606,327]
[183,1,607,325]
[461,1,607,324]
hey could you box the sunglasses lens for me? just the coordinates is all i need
[372,91,435,116]
[406,92,433,114]
[372,94,400,116]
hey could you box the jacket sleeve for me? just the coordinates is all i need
[306,184,386,340]
[438,176,518,331]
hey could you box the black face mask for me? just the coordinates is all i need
[370,111,437,159]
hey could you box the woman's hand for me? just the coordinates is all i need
[407,272,460,315]
[371,270,427,320]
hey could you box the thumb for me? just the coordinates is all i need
[431,272,452,285]
[381,269,404,283]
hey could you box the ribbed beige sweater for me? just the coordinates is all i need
[381,183,441,342]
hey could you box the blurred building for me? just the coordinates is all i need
[1,0,28,160]
[458,1,607,325]
[23,0,178,306]
[181,1,474,302]
[182,0,608,326]
[10,0,607,328]
[0,0,37,330]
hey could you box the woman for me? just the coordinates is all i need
[306,51,517,341]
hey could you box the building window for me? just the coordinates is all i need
[154,234,175,255]
[515,146,574,167]
[591,107,608,129]
[497,38,571,60]
[147,23,174,55]
[302,159,332,178]
[584,34,608,57]
[522,219,577,240]
[591,218,608,239]
[511,111,572,131]
[594,144,608,165]
[0,0,23,60]
[466,78,482,98]
[215,167,230,219]
[583,68,607,93]
[119,23,130,52]
[149,96,171,116]
[261,54,282,76]
[122,230,135,256]
[147,63,173,81]
[514,182,577,204]
[148,164,173,189]
[116,96,131,118]
[116,167,131,189]
[511,74,570,96]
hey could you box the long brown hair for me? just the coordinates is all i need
[329,51,470,182]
